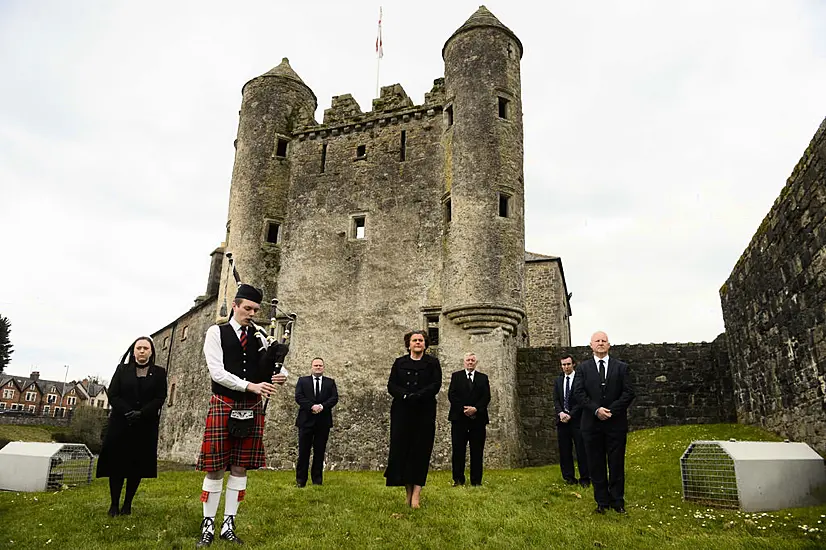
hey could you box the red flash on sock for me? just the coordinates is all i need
[200,491,210,503]
[237,490,246,502]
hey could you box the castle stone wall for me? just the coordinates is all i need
[516,338,735,467]
[720,117,826,454]
[525,259,571,347]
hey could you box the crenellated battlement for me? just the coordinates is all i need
[298,78,446,140]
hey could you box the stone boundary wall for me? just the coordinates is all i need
[0,415,70,428]
[721,117,826,454]
[516,337,735,467]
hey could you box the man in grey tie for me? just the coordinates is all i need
[573,331,635,514]
[553,355,589,487]
[294,357,339,487]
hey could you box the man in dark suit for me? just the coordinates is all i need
[447,352,491,486]
[553,355,590,488]
[573,331,635,514]
[294,357,338,487]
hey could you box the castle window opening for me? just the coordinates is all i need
[275,138,289,158]
[444,197,452,224]
[445,105,454,127]
[163,336,169,351]
[426,315,440,346]
[266,221,282,244]
[400,130,407,161]
[168,383,176,407]
[321,143,328,173]
[498,97,510,119]
[498,192,511,218]
[356,144,367,159]
[181,325,189,341]
[352,216,366,239]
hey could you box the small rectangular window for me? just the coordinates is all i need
[266,221,281,244]
[167,383,176,407]
[444,198,452,224]
[356,145,366,159]
[321,143,328,173]
[445,105,454,127]
[426,315,440,346]
[498,97,509,119]
[498,193,510,218]
[276,138,288,158]
[354,216,365,239]
[42,405,49,415]
[400,130,407,162]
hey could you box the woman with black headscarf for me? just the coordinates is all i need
[96,336,167,516]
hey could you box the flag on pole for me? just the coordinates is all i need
[376,7,383,59]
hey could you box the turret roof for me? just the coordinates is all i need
[443,6,523,59]
[262,57,308,86]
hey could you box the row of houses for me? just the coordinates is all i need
[0,371,109,418]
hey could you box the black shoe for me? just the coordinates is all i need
[219,516,244,545]
[565,478,578,485]
[296,481,306,488]
[470,483,482,487]
[579,480,591,488]
[594,505,608,514]
[120,504,132,515]
[613,506,627,514]
[452,481,465,487]
[107,505,119,518]
[196,517,215,548]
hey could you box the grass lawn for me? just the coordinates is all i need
[0,424,64,444]
[0,424,824,549]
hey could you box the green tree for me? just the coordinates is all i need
[0,315,12,374]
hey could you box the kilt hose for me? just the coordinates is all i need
[197,394,266,472]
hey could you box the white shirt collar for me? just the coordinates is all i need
[594,355,609,365]
[229,317,242,333]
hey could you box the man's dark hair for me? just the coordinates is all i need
[404,330,430,351]
[311,357,324,364]
[560,354,575,365]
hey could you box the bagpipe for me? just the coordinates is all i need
[219,252,296,408]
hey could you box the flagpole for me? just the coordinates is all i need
[375,6,383,98]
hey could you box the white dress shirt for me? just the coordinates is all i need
[203,318,251,393]
[594,355,610,377]
[465,369,475,383]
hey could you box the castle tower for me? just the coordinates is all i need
[220,58,317,307]
[441,6,525,333]
[439,6,526,466]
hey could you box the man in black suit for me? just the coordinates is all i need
[447,352,491,487]
[573,331,635,514]
[294,357,339,487]
[553,355,590,488]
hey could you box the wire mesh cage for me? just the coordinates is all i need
[680,441,739,509]
[0,442,94,492]
[681,440,826,512]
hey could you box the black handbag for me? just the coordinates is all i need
[227,409,255,438]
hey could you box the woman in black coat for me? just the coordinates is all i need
[384,330,442,508]
[96,336,167,516]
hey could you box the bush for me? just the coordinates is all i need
[63,407,108,454]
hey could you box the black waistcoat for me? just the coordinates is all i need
[212,323,263,401]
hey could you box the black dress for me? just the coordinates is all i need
[384,354,442,487]
[96,363,167,479]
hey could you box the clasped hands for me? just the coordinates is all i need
[124,410,142,425]
[463,405,477,418]
[311,404,323,414]
[596,407,612,420]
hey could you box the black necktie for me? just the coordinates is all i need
[314,377,321,396]
[239,327,247,351]
[598,360,606,385]
[564,376,570,411]
[468,372,473,386]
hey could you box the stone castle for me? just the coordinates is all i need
[152,7,572,470]
[152,6,826,468]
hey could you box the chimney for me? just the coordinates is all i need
[30,371,40,380]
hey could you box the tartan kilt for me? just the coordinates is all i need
[196,394,266,472]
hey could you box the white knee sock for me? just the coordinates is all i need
[223,474,247,520]
[201,476,224,522]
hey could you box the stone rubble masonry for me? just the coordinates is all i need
[524,256,571,348]
[516,337,736,467]
[720,117,826,454]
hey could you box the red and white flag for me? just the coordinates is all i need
[376,7,383,59]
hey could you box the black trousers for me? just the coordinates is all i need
[557,419,589,482]
[451,420,486,485]
[582,426,627,508]
[296,425,330,485]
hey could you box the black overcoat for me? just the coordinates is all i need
[384,353,441,487]
[96,363,167,478]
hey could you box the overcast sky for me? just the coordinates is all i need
[1,0,825,383]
